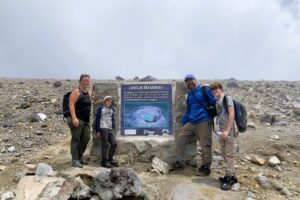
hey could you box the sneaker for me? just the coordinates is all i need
[109,159,119,167]
[72,160,83,168]
[79,158,88,165]
[198,165,211,176]
[220,176,238,191]
[172,160,186,169]
[101,161,113,168]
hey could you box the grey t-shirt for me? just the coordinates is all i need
[216,95,234,130]
[100,107,113,129]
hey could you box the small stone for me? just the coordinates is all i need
[14,153,22,157]
[292,101,300,115]
[37,113,47,121]
[35,131,44,135]
[274,165,282,172]
[1,191,15,200]
[28,113,40,123]
[270,135,280,140]
[23,164,37,175]
[231,183,241,191]
[7,146,16,153]
[90,195,101,200]
[152,157,170,174]
[0,165,7,171]
[274,152,285,161]
[247,191,256,199]
[43,156,52,159]
[52,81,62,88]
[268,156,281,166]
[251,156,266,166]
[281,187,292,197]
[256,175,270,189]
[260,113,276,125]
[20,102,31,109]
[22,140,33,148]
[35,163,54,177]
[247,122,256,128]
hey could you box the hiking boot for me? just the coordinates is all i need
[172,160,186,169]
[72,160,83,168]
[101,161,113,168]
[198,165,211,176]
[79,158,88,165]
[220,176,238,191]
[109,159,119,167]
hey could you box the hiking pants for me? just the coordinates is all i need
[176,121,213,167]
[67,117,91,161]
[219,125,239,176]
[100,128,117,161]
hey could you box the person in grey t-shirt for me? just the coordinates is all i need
[95,96,118,168]
[210,82,239,191]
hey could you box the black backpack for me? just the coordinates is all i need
[62,91,83,118]
[223,95,247,133]
[62,92,72,118]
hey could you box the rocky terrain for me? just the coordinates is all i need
[0,77,300,200]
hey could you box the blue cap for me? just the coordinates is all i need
[184,74,196,82]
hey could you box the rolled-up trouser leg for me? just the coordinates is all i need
[195,120,213,167]
[175,123,196,163]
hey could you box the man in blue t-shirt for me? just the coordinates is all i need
[173,74,216,176]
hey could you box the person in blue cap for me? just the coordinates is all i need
[173,74,217,176]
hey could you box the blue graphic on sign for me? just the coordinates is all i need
[121,84,173,136]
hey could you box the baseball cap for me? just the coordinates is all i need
[184,74,196,82]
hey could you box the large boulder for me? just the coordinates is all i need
[91,168,144,200]
[115,136,197,164]
[15,176,73,200]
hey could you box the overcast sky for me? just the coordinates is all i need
[0,0,299,80]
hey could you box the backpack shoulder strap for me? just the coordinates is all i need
[201,87,209,103]
[223,94,229,114]
[191,90,207,110]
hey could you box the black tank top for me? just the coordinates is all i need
[75,91,91,123]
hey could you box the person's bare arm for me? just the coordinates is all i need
[220,105,234,140]
[69,88,80,127]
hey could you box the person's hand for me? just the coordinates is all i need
[220,130,229,140]
[72,118,79,128]
[94,132,101,138]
